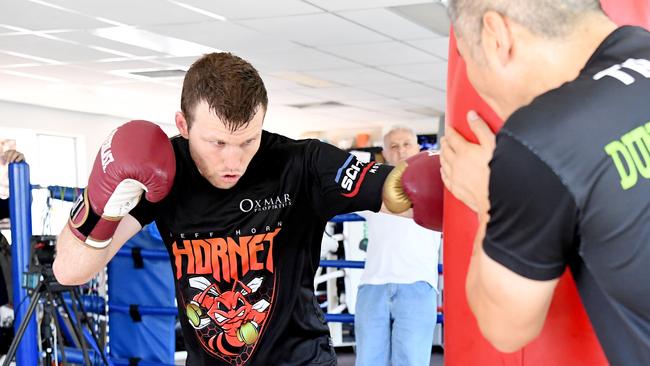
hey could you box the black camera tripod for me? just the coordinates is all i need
[2,263,110,366]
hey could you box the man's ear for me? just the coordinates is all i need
[481,11,514,68]
[176,111,189,139]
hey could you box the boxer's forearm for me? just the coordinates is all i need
[54,215,142,285]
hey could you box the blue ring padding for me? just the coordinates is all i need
[330,213,365,222]
[320,260,365,269]
[63,295,106,315]
[115,248,169,260]
[10,163,38,366]
[325,313,354,323]
[319,260,442,275]
[46,185,84,202]
[109,303,178,316]
[324,313,443,324]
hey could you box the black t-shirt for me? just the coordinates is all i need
[484,26,650,364]
[130,131,391,366]
[0,199,8,220]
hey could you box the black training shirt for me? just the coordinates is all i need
[484,26,650,364]
[130,131,391,366]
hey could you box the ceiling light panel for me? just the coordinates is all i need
[93,27,219,57]
[56,30,168,57]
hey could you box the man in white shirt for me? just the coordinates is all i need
[355,127,441,366]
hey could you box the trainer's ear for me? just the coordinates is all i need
[176,111,189,139]
[481,10,514,69]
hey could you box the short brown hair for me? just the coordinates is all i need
[181,52,268,131]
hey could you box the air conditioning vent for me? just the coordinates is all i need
[289,101,346,109]
[130,69,186,78]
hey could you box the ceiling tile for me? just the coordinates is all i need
[10,64,128,84]
[144,21,298,54]
[55,30,167,57]
[0,0,107,31]
[317,41,438,67]
[238,13,389,46]
[85,59,171,72]
[379,61,447,83]
[339,8,437,39]
[45,0,213,26]
[0,35,124,62]
[268,90,323,105]
[361,82,436,98]
[400,92,447,111]
[290,86,385,101]
[407,37,450,59]
[238,47,359,72]
[170,0,322,19]
[306,0,434,11]
[0,51,45,67]
[303,67,408,86]
[261,75,313,91]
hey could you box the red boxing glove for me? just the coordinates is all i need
[68,120,176,248]
[383,151,444,231]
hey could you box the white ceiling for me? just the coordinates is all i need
[0,0,450,135]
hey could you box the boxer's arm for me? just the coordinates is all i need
[54,214,141,285]
[305,140,392,219]
[465,134,575,352]
[54,120,174,284]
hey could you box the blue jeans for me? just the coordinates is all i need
[354,282,437,366]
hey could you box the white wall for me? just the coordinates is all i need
[0,100,178,186]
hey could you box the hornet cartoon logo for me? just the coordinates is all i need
[185,276,270,357]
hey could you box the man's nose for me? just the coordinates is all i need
[222,146,243,171]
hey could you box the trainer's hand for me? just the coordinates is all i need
[383,151,444,231]
[68,120,176,248]
[440,111,495,213]
[1,149,24,164]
